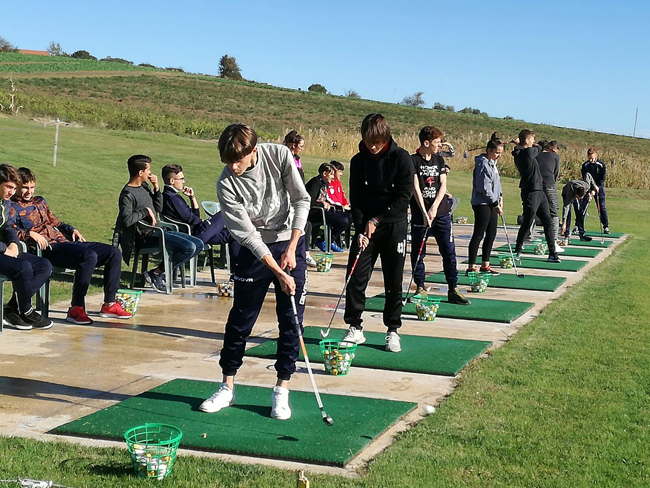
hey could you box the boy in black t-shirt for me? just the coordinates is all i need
[411,126,469,305]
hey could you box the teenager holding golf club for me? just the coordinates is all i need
[200,123,311,420]
[560,178,593,240]
[536,140,564,251]
[341,113,414,353]
[581,148,610,234]
[410,126,470,304]
[467,133,503,275]
[512,130,561,263]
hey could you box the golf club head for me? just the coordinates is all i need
[320,329,330,338]
[322,413,334,426]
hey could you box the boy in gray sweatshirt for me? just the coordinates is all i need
[200,123,311,421]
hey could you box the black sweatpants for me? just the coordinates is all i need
[344,219,407,330]
[0,252,52,313]
[516,190,556,255]
[219,237,307,381]
[468,204,498,265]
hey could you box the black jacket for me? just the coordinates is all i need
[349,138,414,229]
[512,145,542,193]
[581,160,606,187]
[304,175,328,208]
[0,199,19,254]
[536,151,560,189]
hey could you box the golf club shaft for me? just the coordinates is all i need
[595,197,604,244]
[404,225,429,303]
[322,247,363,338]
[290,294,328,414]
[500,213,522,277]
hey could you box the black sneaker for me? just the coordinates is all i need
[145,269,167,293]
[3,306,32,330]
[579,234,593,242]
[547,253,561,263]
[448,287,471,305]
[20,308,53,330]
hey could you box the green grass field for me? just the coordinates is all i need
[1,115,649,486]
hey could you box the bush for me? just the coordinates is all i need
[402,92,425,107]
[218,55,243,81]
[433,102,455,112]
[100,57,133,65]
[344,89,360,99]
[308,83,327,94]
[71,50,97,60]
[138,63,157,69]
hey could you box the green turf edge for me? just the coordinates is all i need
[50,379,417,467]
[463,256,588,272]
[494,244,601,258]
[245,327,492,377]
[425,271,566,292]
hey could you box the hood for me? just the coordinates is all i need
[359,138,397,158]
[511,145,525,158]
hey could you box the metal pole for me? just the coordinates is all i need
[633,108,638,137]
[53,118,60,167]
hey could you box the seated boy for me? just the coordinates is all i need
[11,167,132,324]
[0,164,52,331]
[305,163,352,252]
[160,164,240,261]
[114,155,204,293]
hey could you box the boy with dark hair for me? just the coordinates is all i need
[411,126,470,303]
[305,163,352,252]
[536,140,563,251]
[114,155,203,293]
[11,167,132,324]
[341,113,414,353]
[160,163,239,257]
[512,130,560,262]
[581,148,610,234]
[199,123,310,420]
[0,164,52,331]
[560,175,596,242]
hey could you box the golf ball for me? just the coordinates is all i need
[423,405,436,415]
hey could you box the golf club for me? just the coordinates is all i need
[403,224,429,305]
[500,213,525,278]
[321,246,363,338]
[288,290,333,426]
[595,197,605,245]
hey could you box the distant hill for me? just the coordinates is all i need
[1,52,648,188]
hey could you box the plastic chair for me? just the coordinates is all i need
[129,221,175,294]
[309,206,331,253]
[200,201,231,274]
[160,215,213,285]
[0,274,7,333]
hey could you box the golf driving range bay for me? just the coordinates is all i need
[0,223,626,476]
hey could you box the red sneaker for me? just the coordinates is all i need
[66,306,93,325]
[100,301,133,319]
[479,265,501,276]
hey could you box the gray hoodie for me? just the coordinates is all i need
[217,143,310,261]
[471,154,502,206]
[561,176,595,222]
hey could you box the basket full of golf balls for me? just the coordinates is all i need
[532,239,548,255]
[499,253,514,269]
[455,216,469,224]
[412,295,442,321]
[125,423,182,480]
[320,339,357,376]
[467,271,491,293]
[115,289,142,316]
[314,253,334,273]
[216,280,234,297]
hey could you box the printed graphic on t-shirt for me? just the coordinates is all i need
[420,164,441,200]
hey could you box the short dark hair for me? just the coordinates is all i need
[161,164,183,184]
[0,164,20,185]
[486,132,503,152]
[518,129,534,143]
[219,123,258,165]
[127,155,152,178]
[17,167,36,184]
[283,130,303,147]
[418,126,444,145]
[576,185,587,198]
[329,160,344,171]
[318,163,334,175]
[361,113,391,144]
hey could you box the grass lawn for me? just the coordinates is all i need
[1,116,649,486]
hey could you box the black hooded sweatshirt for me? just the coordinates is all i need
[348,138,414,229]
[512,145,542,193]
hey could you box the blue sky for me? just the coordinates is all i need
[5,0,650,138]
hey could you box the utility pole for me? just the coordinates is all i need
[633,108,638,138]
[53,118,60,167]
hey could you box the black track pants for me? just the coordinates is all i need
[516,190,556,255]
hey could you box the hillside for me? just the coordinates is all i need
[1,52,649,188]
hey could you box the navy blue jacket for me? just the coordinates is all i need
[161,186,211,235]
[0,199,20,254]
[581,160,606,187]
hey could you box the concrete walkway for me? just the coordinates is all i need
[0,225,626,477]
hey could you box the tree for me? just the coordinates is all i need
[218,55,243,80]
[308,83,327,94]
[0,36,18,52]
[71,50,97,60]
[402,92,425,107]
[47,41,65,56]
[344,89,360,99]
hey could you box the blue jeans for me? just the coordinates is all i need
[144,231,203,271]
[411,213,458,290]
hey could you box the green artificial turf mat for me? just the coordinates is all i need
[566,238,613,248]
[494,244,602,258]
[366,294,534,323]
[583,230,624,238]
[52,379,416,467]
[425,271,566,292]
[246,327,491,376]
[463,256,588,272]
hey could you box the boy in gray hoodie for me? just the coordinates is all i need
[199,123,311,421]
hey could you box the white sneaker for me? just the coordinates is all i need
[385,331,402,353]
[555,242,565,253]
[305,254,317,268]
[199,383,235,413]
[271,386,292,420]
[342,326,366,345]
